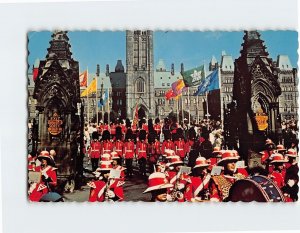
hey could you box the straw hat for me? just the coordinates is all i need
[143,172,173,193]
[193,157,210,169]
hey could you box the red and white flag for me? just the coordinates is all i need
[79,70,88,87]
[132,103,139,126]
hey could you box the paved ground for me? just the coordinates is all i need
[63,155,151,202]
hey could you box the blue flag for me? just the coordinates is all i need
[194,69,219,96]
[98,89,108,107]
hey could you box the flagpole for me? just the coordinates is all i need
[188,87,190,125]
[87,67,89,123]
[196,95,199,124]
[218,66,224,129]
[177,98,179,122]
[108,88,110,124]
[206,91,209,120]
[181,94,184,124]
[96,74,98,124]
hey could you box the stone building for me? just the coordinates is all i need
[125,30,155,119]
[276,55,298,120]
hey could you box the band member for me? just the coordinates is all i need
[148,131,158,174]
[29,151,57,202]
[162,131,175,154]
[114,127,124,163]
[190,157,211,202]
[207,147,222,170]
[276,144,286,155]
[136,130,148,177]
[101,130,113,155]
[170,117,178,141]
[154,118,162,137]
[209,150,243,202]
[268,153,288,189]
[88,132,101,171]
[165,156,191,202]
[282,149,299,201]
[124,129,135,178]
[174,128,187,160]
[259,139,275,164]
[143,172,173,202]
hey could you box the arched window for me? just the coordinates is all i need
[136,78,145,93]
[284,104,287,112]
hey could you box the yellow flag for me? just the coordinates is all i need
[81,78,97,97]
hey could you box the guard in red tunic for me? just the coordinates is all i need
[88,162,123,202]
[113,127,124,163]
[136,130,148,177]
[282,149,299,201]
[209,150,243,202]
[189,157,211,202]
[162,131,175,155]
[259,139,275,165]
[88,132,102,171]
[154,118,162,137]
[28,151,57,202]
[101,130,113,156]
[170,117,178,141]
[174,128,187,160]
[110,122,116,140]
[165,156,191,202]
[268,153,288,189]
[124,129,135,178]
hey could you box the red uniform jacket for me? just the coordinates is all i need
[102,141,113,155]
[210,175,236,202]
[89,140,101,159]
[124,141,135,159]
[142,124,148,133]
[114,140,124,158]
[174,139,187,159]
[110,124,116,135]
[189,175,211,201]
[154,140,161,155]
[162,140,175,154]
[154,124,161,135]
[261,150,273,164]
[269,170,285,189]
[29,166,57,202]
[136,141,148,159]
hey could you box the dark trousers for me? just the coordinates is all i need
[138,157,147,176]
[125,158,133,177]
[91,158,99,171]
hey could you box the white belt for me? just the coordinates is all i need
[177,149,184,150]
[139,150,146,152]
[126,150,132,152]
[116,150,122,151]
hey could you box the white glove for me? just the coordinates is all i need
[287,179,296,187]
[107,190,115,198]
[42,171,49,179]
[177,183,185,190]
[166,194,173,202]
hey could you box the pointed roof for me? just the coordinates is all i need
[221,55,234,72]
[115,60,124,72]
[277,55,293,71]
[240,31,269,64]
[156,59,166,71]
[210,55,217,65]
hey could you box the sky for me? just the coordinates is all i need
[27,30,298,74]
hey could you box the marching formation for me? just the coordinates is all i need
[27,117,299,202]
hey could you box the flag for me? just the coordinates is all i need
[80,78,97,97]
[194,69,219,96]
[165,89,175,100]
[98,89,108,107]
[182,65,205,87]
[171,79,187,96]
[79,70,88,87]
[132,103,139,126]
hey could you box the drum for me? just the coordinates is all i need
[228,175,285,202]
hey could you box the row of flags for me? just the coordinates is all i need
[79,70,108,107]
[78,65,219,106]
[165,65,220,100]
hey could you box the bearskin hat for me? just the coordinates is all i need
[164,130,171,140]
[139,129,147,141]
[102,130,111,141]
[188,127,196,140]
[148,131,156,144]
[176,128,184,140]
[92,131,99,140]
[125,128,133,141]
[155,118,160,124]
[115,126,122,140]
[125,118,131,128]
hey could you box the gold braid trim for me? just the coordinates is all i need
[212,176,233,200]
